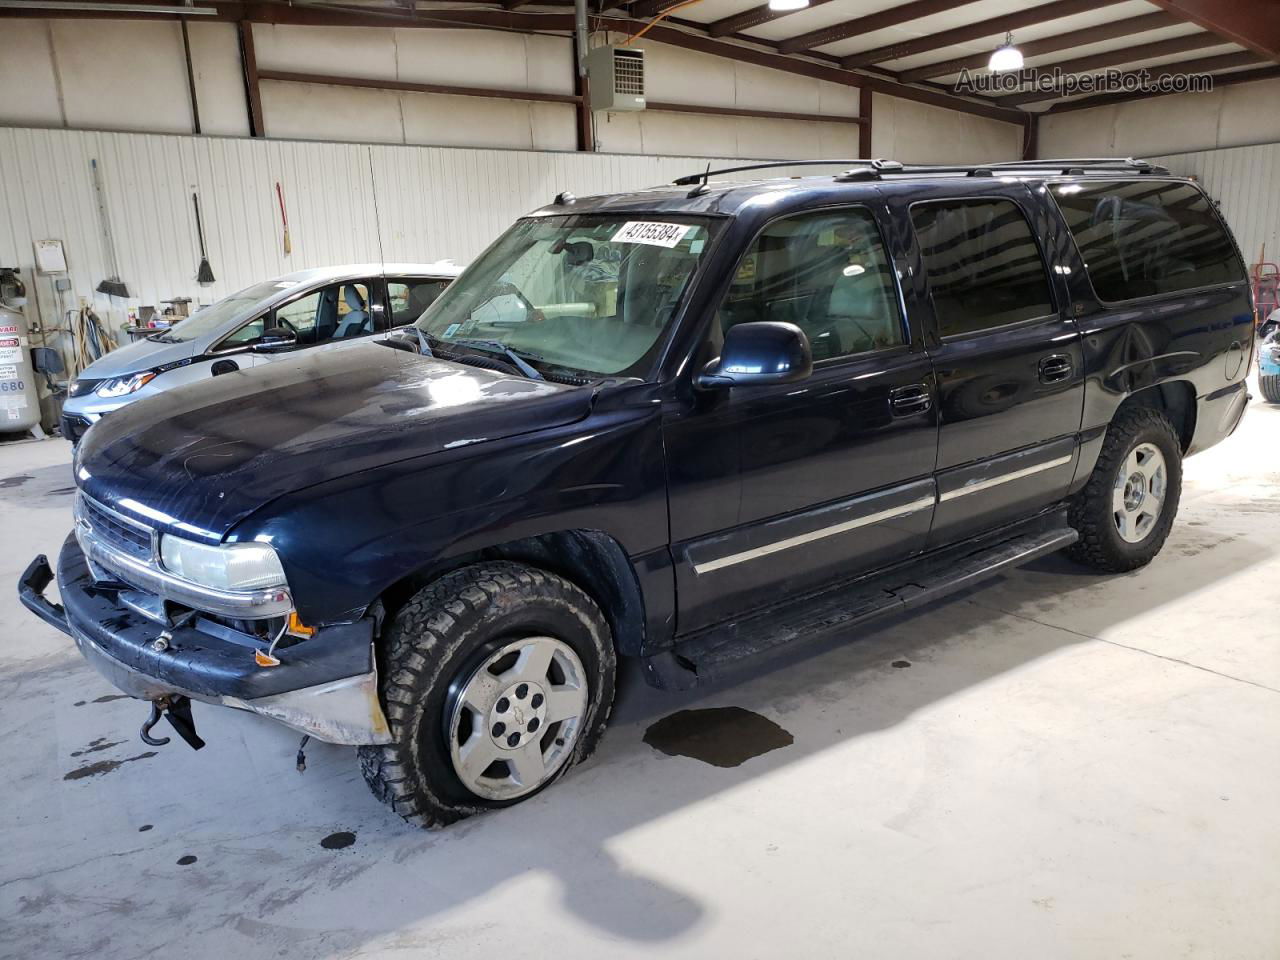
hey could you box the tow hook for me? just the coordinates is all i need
[139,695,206,751]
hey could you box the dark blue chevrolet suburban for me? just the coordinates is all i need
[21,158,1253,827]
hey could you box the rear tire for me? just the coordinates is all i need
[1067,406,1182,573]
[359,561,615,828]
[1260,374,1280,404]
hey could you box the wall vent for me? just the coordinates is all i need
[587,46,646,112]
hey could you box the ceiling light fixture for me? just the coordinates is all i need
[768,0,809,11]
[988,32,1024,72]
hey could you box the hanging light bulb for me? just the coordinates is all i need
[768,0,809,11]
[988,32,1023,72]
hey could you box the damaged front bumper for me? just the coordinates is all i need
[19,536,392,746]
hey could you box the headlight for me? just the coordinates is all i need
[159,535,287,591]
[95,372,157,398]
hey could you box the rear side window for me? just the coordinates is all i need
[910,199,1054,338]
[1052,180,1244,302]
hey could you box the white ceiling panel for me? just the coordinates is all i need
[927,27,1227,83]
[818,0,1155,63]
[727,0,987,43]
[665,0,760,26]
[791,0,1026,54]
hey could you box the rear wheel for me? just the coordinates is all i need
[1067,406,1182,573]
[359,562,615,828]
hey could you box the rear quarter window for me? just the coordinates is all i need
[909,198,1055,338]
[1052,180,1244,302]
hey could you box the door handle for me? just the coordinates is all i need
[889,384,932,417]
[1038,354,1073,384]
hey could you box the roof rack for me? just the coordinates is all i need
[671,156,1168,188]
[672,159,875,187]
[981,157,1169,175]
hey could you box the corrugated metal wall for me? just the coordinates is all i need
[1154,142,1280,269]
[7,125,1274,334]
[0,125,780,327]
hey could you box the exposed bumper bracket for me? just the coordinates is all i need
[18,555,71,636]
[20,545,393,746]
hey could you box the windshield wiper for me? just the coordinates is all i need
[447,338,545,381]
[409,326,434,357]
[386,326,438,358]
[146,332,180,343]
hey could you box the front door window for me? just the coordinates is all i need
[273,282,374,345]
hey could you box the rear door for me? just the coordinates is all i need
[665,203,938,633]
[897,183,1083,545]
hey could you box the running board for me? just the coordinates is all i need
[651,524,1078,687]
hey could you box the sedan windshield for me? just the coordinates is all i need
[415,215,720,377]
[159,278,306,343]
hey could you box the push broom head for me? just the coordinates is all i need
[96,277,130,298]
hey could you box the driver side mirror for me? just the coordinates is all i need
[695,321,813,390]
[253,327,298,354]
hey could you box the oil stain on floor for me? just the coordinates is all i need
[63,751,158,781]
[320,831,356,850]
[71,738,125,758]
[643,706,793,768]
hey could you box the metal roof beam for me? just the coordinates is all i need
[1002,50,1263,105]
[1146,0,1280,62]
[1045,63,1280,111]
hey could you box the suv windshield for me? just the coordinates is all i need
[159,278,307,343]
[414,215,720,377]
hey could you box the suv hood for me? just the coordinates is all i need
[76,341,593,540]
[77,335,198,380]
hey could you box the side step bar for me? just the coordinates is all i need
[652,523,1078,687]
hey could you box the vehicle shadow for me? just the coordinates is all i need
[248,527,1269,949]
[2,521,1269,957]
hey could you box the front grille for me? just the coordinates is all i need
[80,494,153,560]
[60,413,92,443]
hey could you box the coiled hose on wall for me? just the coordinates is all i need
[71,305,117,375]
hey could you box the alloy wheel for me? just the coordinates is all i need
[1112,442,1167,544]
[445,636,588,801]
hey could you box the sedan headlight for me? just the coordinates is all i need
[159,535,287,591]
[95,372,157,398]
[68,378,103,398]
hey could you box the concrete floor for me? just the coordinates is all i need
[2,383,1278,960]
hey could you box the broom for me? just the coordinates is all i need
[91,159,130,299]
[276,182,292,256]
[193,192,215,285]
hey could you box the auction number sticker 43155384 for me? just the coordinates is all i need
[611,222,692,248]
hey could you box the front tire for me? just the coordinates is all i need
[1260,374,1280,404]
[359,562,616,828]
[1067,406,1182,573]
